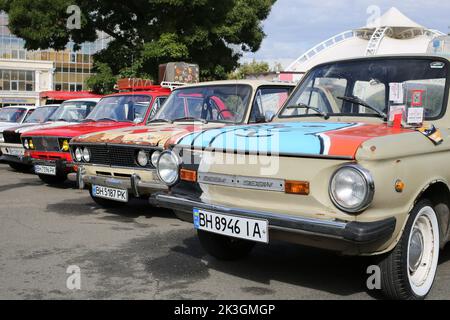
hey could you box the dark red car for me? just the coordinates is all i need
[21,86,171,184]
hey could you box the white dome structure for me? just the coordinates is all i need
[286,7,445,73]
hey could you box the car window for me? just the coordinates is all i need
[86,95,152,122]
[49,101,98,122]
[23,106,58,123]
[0,107,27,123]
[249,87,292,123]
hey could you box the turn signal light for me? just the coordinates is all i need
[285,180,310,195]
[180,169,197,182]
[29,139,34,150]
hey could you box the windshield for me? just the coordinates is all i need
[153,85,252,123]
[0,107,27,123]
[279,58,448,120]
[23,106,58,124]
[48,101,97,122]
[85,95,151,122]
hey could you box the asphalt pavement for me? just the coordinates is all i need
[0,164,449,300]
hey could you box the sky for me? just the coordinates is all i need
[242,0,450,68]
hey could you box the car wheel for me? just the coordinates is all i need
[38,174,67,184]
[378,199,440,300]
[197,230,255,261]
[89,189,126,208]
[9,163,31,172]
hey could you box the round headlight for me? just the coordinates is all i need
[82,148,91,162]
[329,165,374,213]
[75,147,83,162]
[23,139,29,149]
[157,151,180,186]
[61,140,70,152]
[136,150,149,167]
[151,150,161,167]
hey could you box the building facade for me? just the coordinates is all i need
[0,12,109,107]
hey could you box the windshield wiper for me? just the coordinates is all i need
[148,118,174,124]
[286,103,330,119]
[172,117,208,124]
[337,96,387,120]
[56,118,68,122]
[96,118,118,122]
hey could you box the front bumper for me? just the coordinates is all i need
[78,168,167,197]
[153,193,396,244]
[0,154,32,165]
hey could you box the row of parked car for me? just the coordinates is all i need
[1,54,450,300]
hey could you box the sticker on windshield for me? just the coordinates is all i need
[411,90,424,107]
[407,107,424,125]
[389,83,404,104]
[389,105,406,122]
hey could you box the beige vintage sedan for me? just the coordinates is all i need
[155,55,450,299]
[69,80,294,207]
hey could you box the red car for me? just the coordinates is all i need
[21,85,171,184]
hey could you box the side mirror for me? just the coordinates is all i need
[264,111,275,122]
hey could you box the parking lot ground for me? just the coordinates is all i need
[0,164,449,300]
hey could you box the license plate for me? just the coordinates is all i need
[92,185,128,202]
[193,209,269,243]
[35,165,56,176]
[5,147,25,157]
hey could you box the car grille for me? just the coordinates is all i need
[80,145,157,168]
[3,131,21,144]
[32,137,61,152]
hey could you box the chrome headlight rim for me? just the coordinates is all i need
[82,147,91,162]
[329,164,375,214]
[0,133,4,143]
[23,139,29,150]
[156,150,181,186]
[136,149,149,167]
[74,147,83,162]
[150,150,161,168]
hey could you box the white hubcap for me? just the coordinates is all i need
[407,206,439,297]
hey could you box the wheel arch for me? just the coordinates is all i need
[414,180,450,248]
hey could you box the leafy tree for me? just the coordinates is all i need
[228,60,270,79]
[1,0,276,92]
[85,62,116,94]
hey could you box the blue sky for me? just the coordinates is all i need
[242,0,450,68]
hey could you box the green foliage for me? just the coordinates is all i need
[85,62,116,94]
[1,0,277,92]
[228,60,270,79]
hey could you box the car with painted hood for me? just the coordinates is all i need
[21,86,172,184]
[154,55,450,300]
[69,80,294,207]
[0,99,99,171]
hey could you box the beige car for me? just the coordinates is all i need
[69,80,294,207]
[154,55,450,300]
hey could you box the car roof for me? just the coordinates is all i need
[1,105,36,110]
[61,98,102,103]
[172,80,296,92]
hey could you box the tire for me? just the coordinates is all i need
[378,199,440,300]
[197,230,255,261]
[9,163,31,172]
[38,174,67,184]
[174,210,193,223]
[89,188,126,208]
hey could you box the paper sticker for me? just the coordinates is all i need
[389,83,404,104]
[411,90,424,107]
[407,107,424,125]
[389,105,406,122]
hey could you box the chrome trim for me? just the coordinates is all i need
[77,166,85,189]
[156,150,182,186]
[82,174,167,192]
[197,172,285,192]
[131,174,141,197]
[329,164,375,214]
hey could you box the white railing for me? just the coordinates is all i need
[286,30,356,71]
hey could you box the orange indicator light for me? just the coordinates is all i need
[285,180,310,195]
[180,169,197,182]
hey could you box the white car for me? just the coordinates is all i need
[0,105,37,138]
[0,98,100,171]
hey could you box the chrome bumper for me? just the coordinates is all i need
[153,193,396,244]
[78,168,167,197]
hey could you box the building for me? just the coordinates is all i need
[0,12,109,107]
[286,7,446,74]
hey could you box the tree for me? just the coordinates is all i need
[228,60,270,79]
[1,0,277,90]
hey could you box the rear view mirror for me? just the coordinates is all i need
[264,111,275,122]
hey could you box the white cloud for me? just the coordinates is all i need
[243,0,450,68]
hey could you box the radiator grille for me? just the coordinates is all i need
[3,131,21,144]
[32,137,61,152]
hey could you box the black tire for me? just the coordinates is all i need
[9,163,31,172]
[378,199,440,300]
[38,174,67,184]
[197,230,255,261]
[89,188,126,208]
[174,210,193,223]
